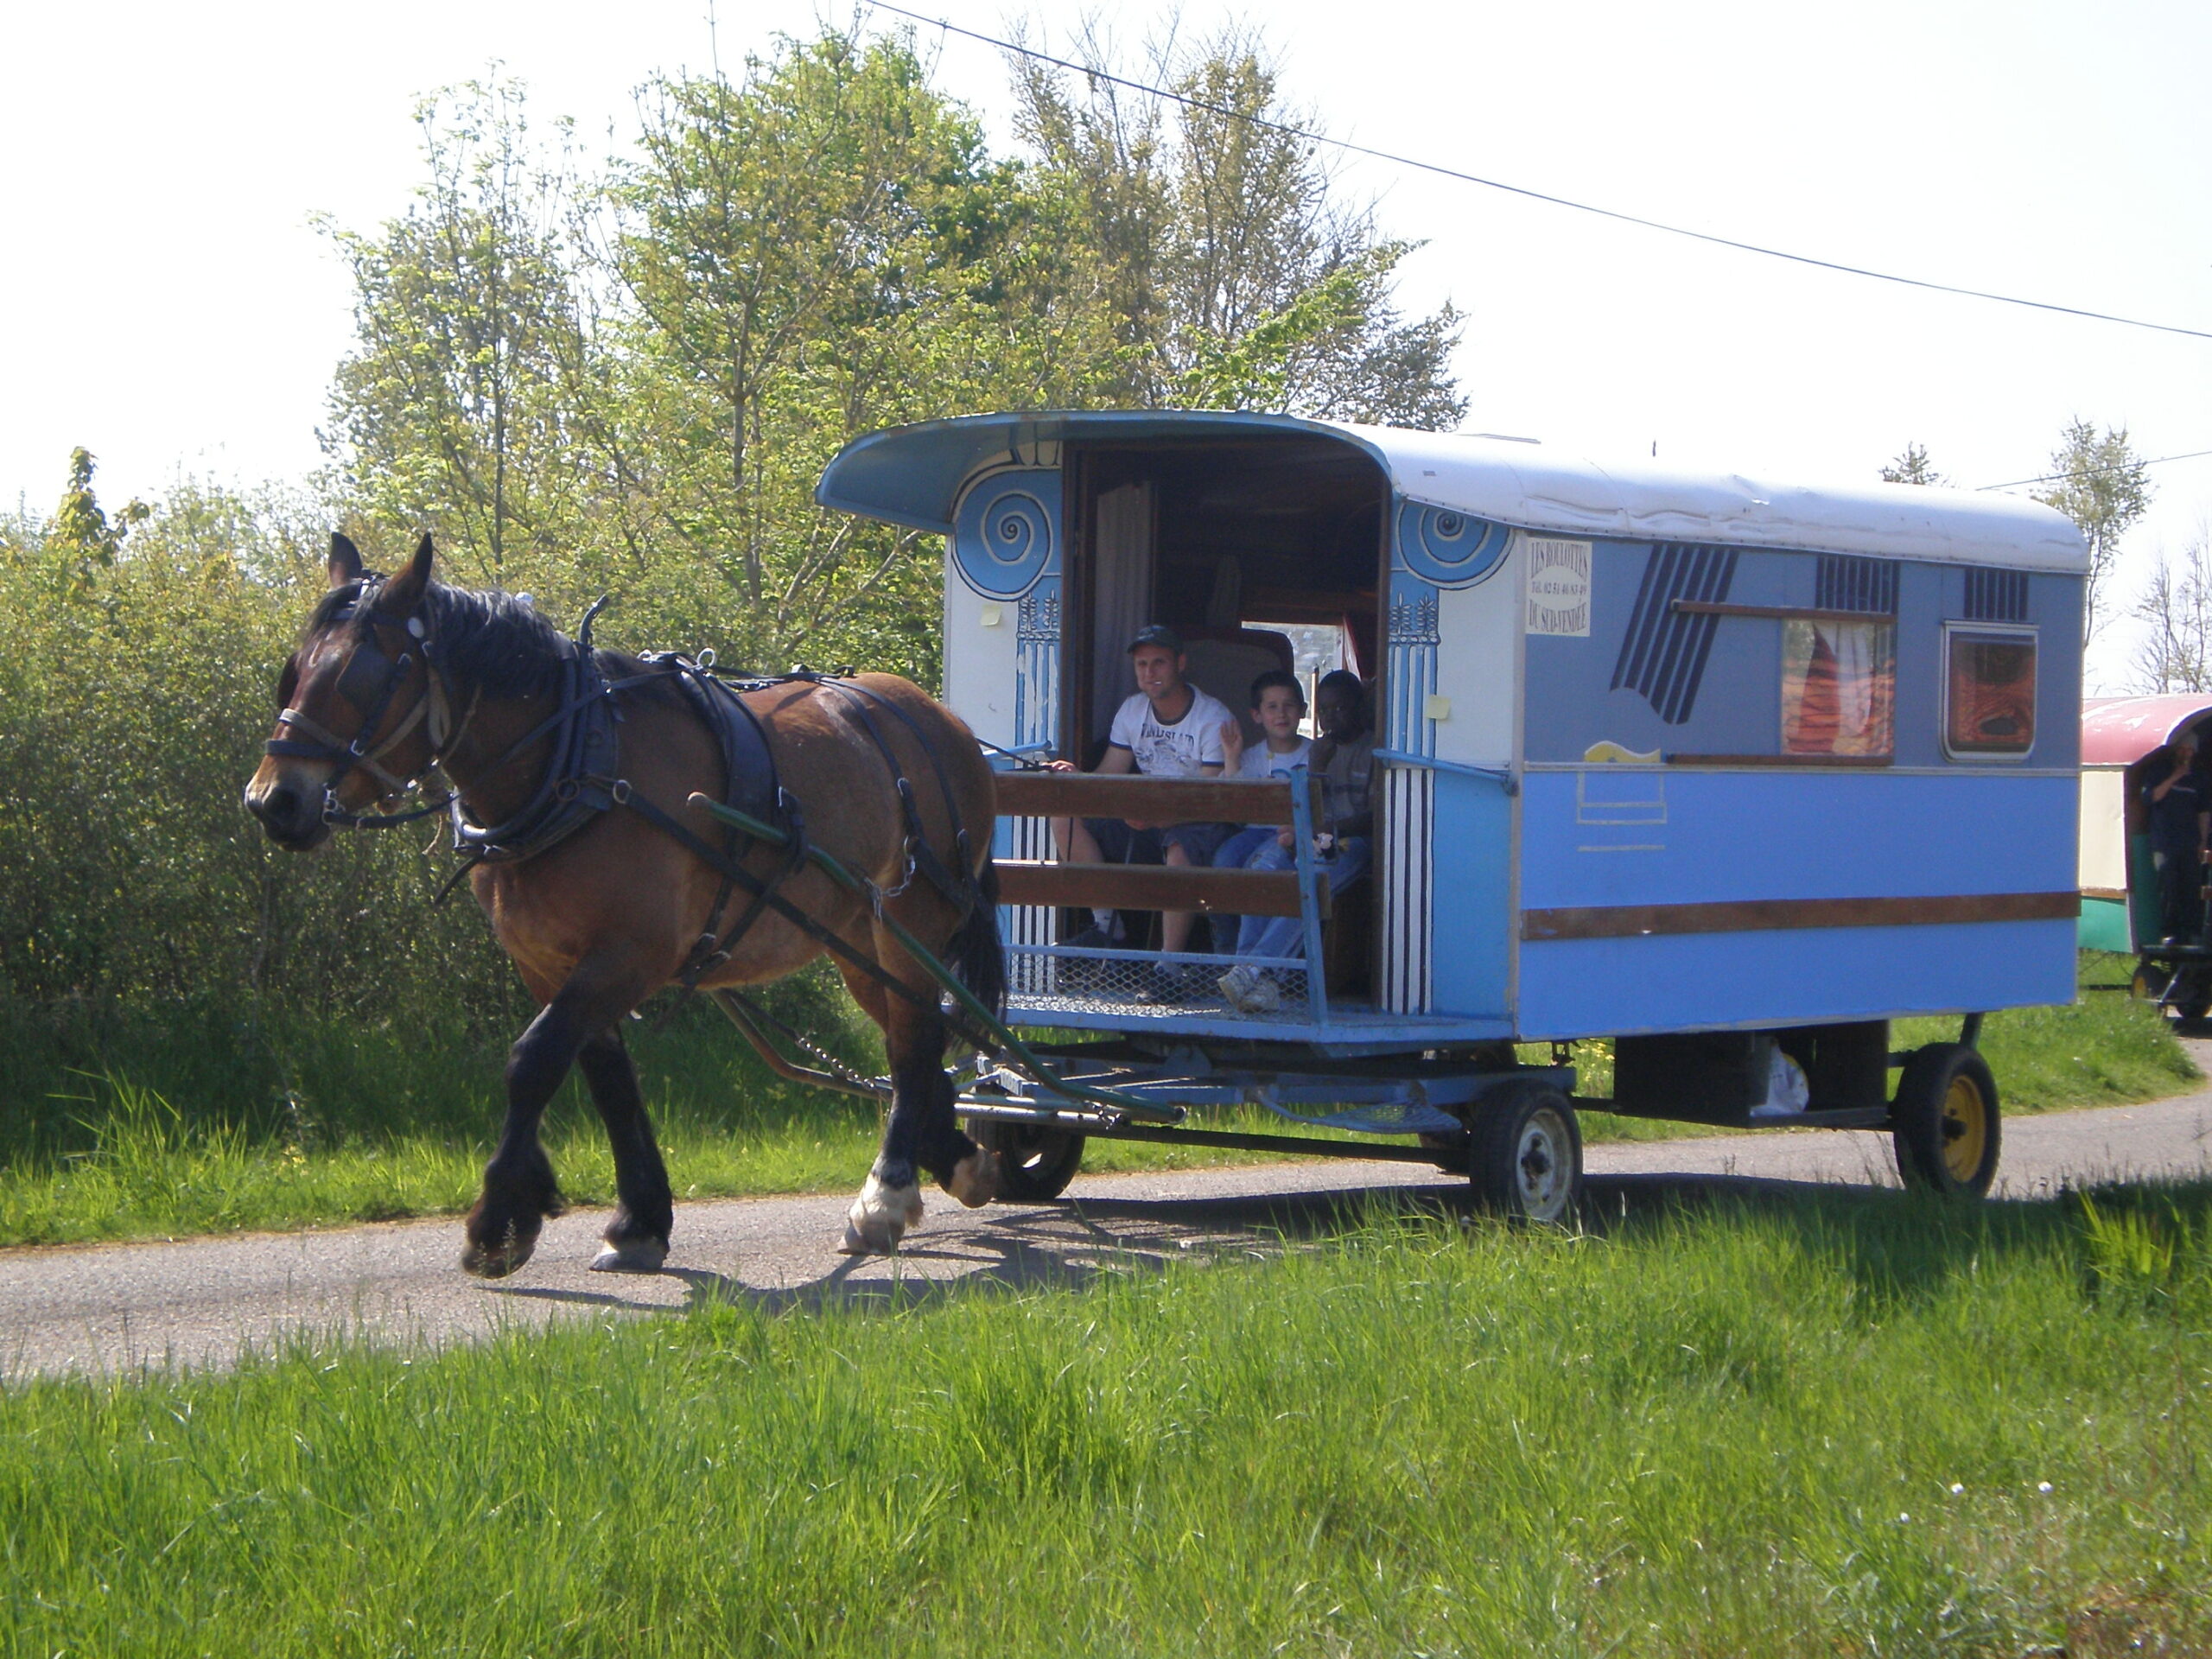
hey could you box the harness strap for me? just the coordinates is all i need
[615,784,962,1028]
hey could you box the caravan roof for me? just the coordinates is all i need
[817,410,2088,574]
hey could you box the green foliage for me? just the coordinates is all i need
[3,1187,2208,1654]
[1879,440,1945,486]
[1010,22,1466,427]
[2034,416,2153,643]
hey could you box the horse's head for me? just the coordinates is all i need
[245,531,440,849]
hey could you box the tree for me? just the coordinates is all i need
[324,79,587,585]
[1009,23,1466,428]
[1880,442,1944,486]
[2033,417,2152,645]
[45,448,149,588]
[2132,525,2212,693]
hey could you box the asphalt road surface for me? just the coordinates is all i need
[5,1084,2209,1382]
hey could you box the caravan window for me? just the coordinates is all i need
[1782,616,1897,758]
[1943,623,2037,759]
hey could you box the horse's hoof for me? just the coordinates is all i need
[590,1239,669,1274]
[839,1172,924,1255]
[946,1148,998,1209]
[460,1239,534,1279]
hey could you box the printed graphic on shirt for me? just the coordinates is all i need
[1237,737,1313,780]
[1109,688,1233,777]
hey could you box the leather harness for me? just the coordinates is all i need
[267,581,988,1028]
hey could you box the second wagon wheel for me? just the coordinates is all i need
[1891,1042,2002,1198]
[971,1118,1086,1202]
[1469,1080,1583,1224]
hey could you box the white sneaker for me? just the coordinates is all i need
[1216,964,1281,1014]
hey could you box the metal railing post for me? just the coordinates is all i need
[1289,766,1331,1027]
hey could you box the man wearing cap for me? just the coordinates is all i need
[1046,625,1237,1001]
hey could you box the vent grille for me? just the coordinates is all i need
[1611,544,1738,725]
[1963,567,2029,622]
[1815,555,1898,614]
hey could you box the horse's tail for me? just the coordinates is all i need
[946,850,1006,1025]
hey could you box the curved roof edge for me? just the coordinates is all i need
[816,410,2089,573]
[2082,696,2212,766]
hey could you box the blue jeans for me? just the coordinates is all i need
[1210,827,1279,952]
[1227,835,1371,962]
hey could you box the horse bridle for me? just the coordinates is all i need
[265,581,475,828]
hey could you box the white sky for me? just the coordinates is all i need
[3,0,2206,690]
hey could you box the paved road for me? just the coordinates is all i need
[5,1085,2209,1382]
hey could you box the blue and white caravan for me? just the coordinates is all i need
[817,411,2088,1217]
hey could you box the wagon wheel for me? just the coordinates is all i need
[971,1118,1086,1202]
[2165,962,2212,1024]
[1891,1042,2001,1198]
[2131,959,2171,1001]
[1468,1081,1581,1224]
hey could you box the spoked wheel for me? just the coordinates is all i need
[1891,1042,2001,1198]
[969,1118,1086,1202]
[1469,1082,1582,1224]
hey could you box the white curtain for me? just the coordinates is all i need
[1090,482,1155,742]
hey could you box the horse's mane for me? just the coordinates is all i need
[307,578,580,702]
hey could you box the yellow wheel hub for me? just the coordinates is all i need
[1940,1074,1988,1183]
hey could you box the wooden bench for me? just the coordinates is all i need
[991,771,1325,920]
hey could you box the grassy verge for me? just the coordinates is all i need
[0,953,2196,1249]
[3,1183,2207,1656]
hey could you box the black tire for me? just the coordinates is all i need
[1469,1081,1581,1224]
[971,1118,1085,1202]
[2169,963,2212,1023]
[1891,1042,2001,1198]
[2132,959,2171,1001]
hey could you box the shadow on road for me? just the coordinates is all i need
[480,1165,1991,1321]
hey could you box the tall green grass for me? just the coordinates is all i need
[1,1183,2205,1656]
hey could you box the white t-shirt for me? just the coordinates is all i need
[1108,686,1235,776]
[1236,736,1313,781]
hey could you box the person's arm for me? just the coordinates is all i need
[1218,718,1245,774]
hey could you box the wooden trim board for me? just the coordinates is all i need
[1522,890,2079,942]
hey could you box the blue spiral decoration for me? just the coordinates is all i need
[953,478,1057,599]
[1395,500,1510,588]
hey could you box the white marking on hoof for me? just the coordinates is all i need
[840,1172,924,1255]
[946,1148,998,1209]
[590,1239,668,1274]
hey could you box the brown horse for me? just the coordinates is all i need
[245,532,1002,1276]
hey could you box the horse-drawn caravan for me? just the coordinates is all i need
[246,410,2089,1280]
[817,410,2091,1216]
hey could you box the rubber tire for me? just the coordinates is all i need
[2170,963,2212,1023]
[971,1119,1085,1202]
[1469,1081,1582,1224]
[1891,1042,2001,1198]
[2132,961,2171,1001]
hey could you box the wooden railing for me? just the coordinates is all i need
[991,771,1324,919]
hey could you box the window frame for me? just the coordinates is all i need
[1940,620,2039,763]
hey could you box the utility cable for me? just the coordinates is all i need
[1977,448,2212,492]
[868,0,2212,345]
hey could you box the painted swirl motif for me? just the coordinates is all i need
[1395,500,1510,588]
[953,479,1057,599]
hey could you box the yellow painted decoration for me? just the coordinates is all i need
[1584,741,1662,765]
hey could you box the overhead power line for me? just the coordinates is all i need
[868,0,2212,345]
[1978,448,2212,492]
